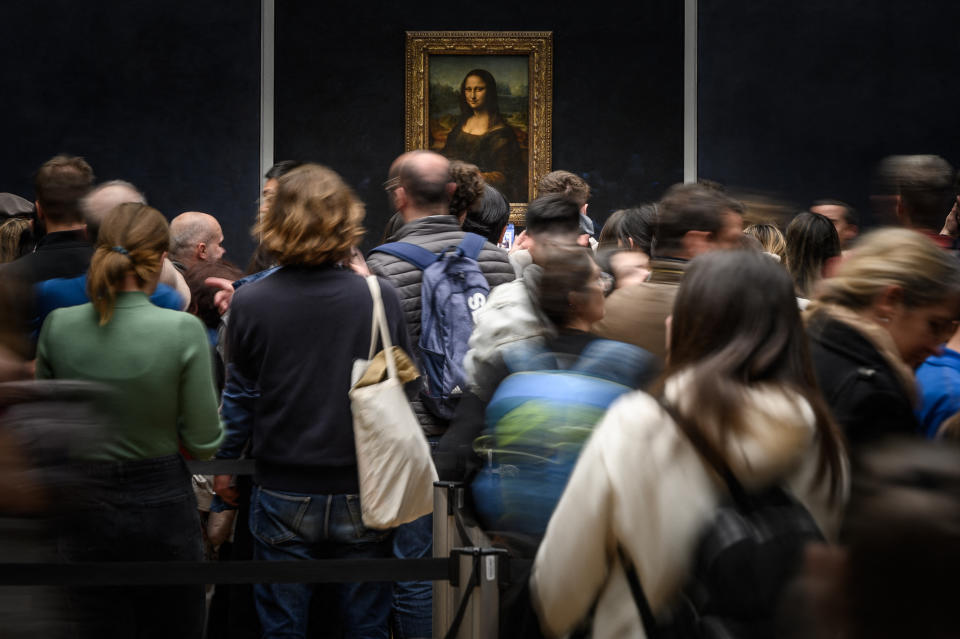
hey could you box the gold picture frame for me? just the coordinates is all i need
[405,31,553,225]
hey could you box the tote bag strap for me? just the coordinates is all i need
[364,275,399,381]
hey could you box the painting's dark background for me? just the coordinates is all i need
[5,1,960,264]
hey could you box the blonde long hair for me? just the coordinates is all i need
[813,228,960,311]
[86,203,169,325]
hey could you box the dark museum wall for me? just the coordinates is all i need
[5,2,960,265]
[0,1,261,264]
[698,0,960,226]
[273,1,685,252]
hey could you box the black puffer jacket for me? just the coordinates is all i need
[367,215,515,435]
[808,314,919,450]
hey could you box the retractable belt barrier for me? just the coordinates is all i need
[4,464,528,638]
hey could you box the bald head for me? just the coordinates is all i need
[389,150,455,221]
[81,180,146,243]
[170,211,225,268]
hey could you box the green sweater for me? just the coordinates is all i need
[36,292,224,461]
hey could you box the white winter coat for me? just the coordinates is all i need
[530,375,847,638]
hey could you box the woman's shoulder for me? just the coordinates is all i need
[594,391,675,451]
[41,303,97,338]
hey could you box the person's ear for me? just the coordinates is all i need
[580,203,589,215]
[873,285,904,322]
[196,242,208,261]
[35,201,45,221]
[393,186,407,211]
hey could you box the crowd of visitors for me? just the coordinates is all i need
[1,149,960,639]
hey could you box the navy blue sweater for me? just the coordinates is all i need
[224,265,414,494]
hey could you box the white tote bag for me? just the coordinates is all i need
[349,275,437,530]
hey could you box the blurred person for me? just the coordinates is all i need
[938,169,960,238]
[212,164,413,639]
[785,211,841,305]
[878,155,956,243]
[462,184,510,245]
[169,211,226,272]
[0,155,94,284]
[592,182,743,362]
[81,179,190,307]
[744,222,787,262]
[464,193,583,401]
[807,228,960,450]
[914,322,960,438]
[448,246,656,532]
[596,204,657,255]
[248,161,303,275]
[810,199,858,249]
[779,438,960,639]
[596,248,650,290]
[596,205,657,285]
[184,260,244,394]
[537,170,595,249]
[36,203,224,639]
[35,185,188,332]
[366,149,512,639]
[448,160,485,222]
[0,156,95,343]
[530,249,847,638]
[0,216,32,263]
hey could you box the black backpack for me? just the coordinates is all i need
[619,400,825,639]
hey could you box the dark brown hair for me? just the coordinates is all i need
[664,250,846,500]
[537,245,597,329]
[34,155,95,224]
[655,183,735,256]
[185,261,244,329]
[785,211,841,298]
[537,170,590,206]
[87,203,169,325]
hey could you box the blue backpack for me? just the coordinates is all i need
[471,339,659,536]
[372,233,490,419]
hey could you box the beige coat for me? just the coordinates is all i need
[530,376,846,638]
[591,259,687,361]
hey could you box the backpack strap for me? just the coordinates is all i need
[371,242,438,271]
[617,545,660,638]
[458,233,486,260]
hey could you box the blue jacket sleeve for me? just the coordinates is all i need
[216,362,258,459]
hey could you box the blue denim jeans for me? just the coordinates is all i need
[250,485,393,639]
[391,433,439,639]
[60,454,205,639]
[391,512,433,639]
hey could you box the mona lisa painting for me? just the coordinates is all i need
[405,31,553,220]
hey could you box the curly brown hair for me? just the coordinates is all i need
[449,161,485,216]
[254,164,365,266]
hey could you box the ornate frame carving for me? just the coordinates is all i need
[405,31,553,224]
